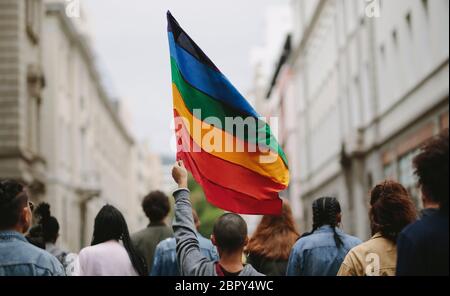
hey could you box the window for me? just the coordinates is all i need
[422,0,429,15]
[380,44,385,58]
[26,0,42,44]
[383,162,396,180]
[26,65,44,155]
[405,12,412,30]
[392,29,398,46]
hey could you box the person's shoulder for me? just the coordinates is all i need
[346,239,371,256]
[293,235,309,250]
[22,242,64,274]
[131,228,148,240]
[401,212,448,241]
[400,215,431,240]
[341,233,363,247]
[197,234,212,246]
[78,243,105,257]
[162,225,174,236]
[77,245,94,259]
[294,232,328,250]
[17,239,53,259]
[157,237,176,250]
[242,264,265,276]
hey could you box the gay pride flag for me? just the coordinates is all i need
[167,12,289,215]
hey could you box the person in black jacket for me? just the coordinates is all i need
[396,129,449,276]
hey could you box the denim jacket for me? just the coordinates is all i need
[0,231,65,276]
[151,232,219,276]
[286,225,362,276]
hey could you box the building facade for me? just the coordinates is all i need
[130,142,163,231]
[1,1,161,251]
[255,0,449,239]
[0,0,47,198]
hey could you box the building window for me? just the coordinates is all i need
[422,0,429,15]
[383,162,396,180]
[26,0,41,44]
[405,12,412,30]
[26,65,44,155]
[392,29,398,46]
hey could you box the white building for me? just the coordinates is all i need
[0,0,162,251]
[0,0,47,197]
[130,142,163,231]
[160,154,176,194]
[254,0,449,239]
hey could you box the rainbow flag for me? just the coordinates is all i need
[167,12,289,215]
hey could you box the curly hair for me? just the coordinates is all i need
[0,180,28,230]
[141,191,170,223]
[370,180,417,242]
[246,200,300,260]
[413,129,449,210]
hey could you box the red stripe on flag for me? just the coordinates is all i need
[174,111,286,201]
[178,149,282,215]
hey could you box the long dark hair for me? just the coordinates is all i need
[301,197,343,248]
[91,205,147,276]
[370,180,417,242]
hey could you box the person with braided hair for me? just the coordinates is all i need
[0,180,65,276]
[286,197,361,276]
[338,180,417,276]
[33,202,78,275]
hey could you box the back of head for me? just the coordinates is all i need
[92,204,147,276]
[0,180,28,231]
[35,203,59,243]
[26,224,46,249]
[246,200,300,260]
[92,205,126,245]
[213,213,247,254]
[141,191,170,223]
[370,180,417,242]
[413,129,449,211]
[311,197,341,229]
[302,197,343,248]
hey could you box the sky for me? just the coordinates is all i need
[83,0,289,156]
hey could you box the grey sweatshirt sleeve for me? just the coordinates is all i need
[172,188,216,276]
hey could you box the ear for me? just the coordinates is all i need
[211,235,217,246]
[336,213,342,224]
[21,206,31,232]
[244,236,249,246]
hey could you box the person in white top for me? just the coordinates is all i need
[73,205,146,276]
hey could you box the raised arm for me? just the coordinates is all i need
[171,161,212,276]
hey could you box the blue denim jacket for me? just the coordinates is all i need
[151,232,219,276]
[0,231,65,276]
[286,226,362,276]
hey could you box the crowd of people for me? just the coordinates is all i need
[0,130,448,276]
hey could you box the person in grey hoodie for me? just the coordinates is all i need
[171,160,264,276]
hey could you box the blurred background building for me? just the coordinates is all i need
[0,0,162,251]
[1,0,449,247]
[251,0,449,239]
